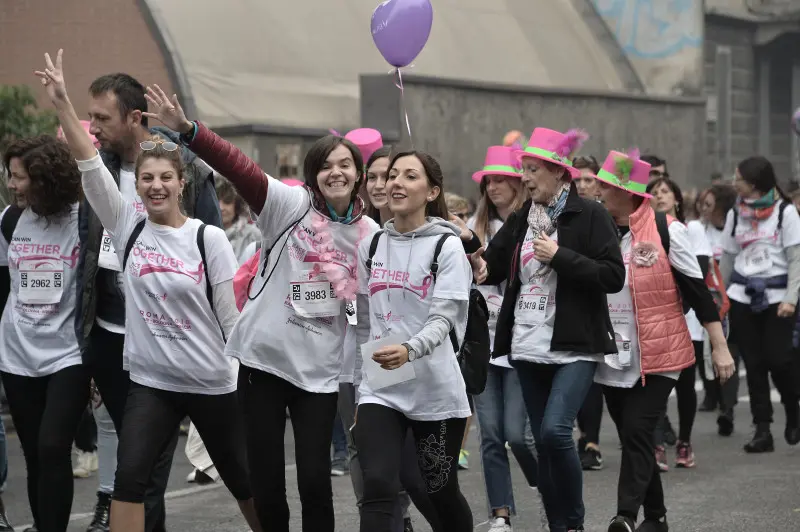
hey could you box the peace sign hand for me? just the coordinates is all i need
[143,84,194,135]
[34,49,69,106]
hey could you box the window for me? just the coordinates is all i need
[276,143,301,180]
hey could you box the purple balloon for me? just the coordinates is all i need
[371,0,433,68]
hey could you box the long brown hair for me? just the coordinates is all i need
[472,176,527,245]
[387,150,448,219]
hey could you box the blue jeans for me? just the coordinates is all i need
[331,411,348,465]
[474,365,538,518]
[515,360,597,532]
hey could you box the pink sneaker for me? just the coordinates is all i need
[655,445,669,472]
[675,441,696,468]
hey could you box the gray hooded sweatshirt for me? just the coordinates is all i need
[354,217,470,385]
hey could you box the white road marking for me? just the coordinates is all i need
[16,463,298,529]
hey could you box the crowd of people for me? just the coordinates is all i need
[0,46,794,532]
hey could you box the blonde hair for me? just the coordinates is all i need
[472,177,527,245]
[445,192,470,214]
[134,135,184,181]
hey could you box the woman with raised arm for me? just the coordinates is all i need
[0,132,85,532]
[36,49,260,532]
[141,86,380,531]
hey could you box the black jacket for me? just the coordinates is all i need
[483,184,625,358]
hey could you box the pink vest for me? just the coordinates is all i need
[629,202,694,378]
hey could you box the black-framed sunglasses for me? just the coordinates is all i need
[649,169,669,178]
[140,140,179,152]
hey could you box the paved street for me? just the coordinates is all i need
[2,384,799,531]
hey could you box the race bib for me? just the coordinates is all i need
[18,259,64,305]
[516,285,549,326]
[98,230,121,271]
[606,298,635,370]
[740,245,772,276]
[290,269,340,318]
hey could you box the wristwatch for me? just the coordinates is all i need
[402,342,417,362]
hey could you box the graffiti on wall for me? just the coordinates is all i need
[593,0,701,59]
[592,0,703,94]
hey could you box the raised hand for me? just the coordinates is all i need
[143,84,193,135]
[34,49,68,106]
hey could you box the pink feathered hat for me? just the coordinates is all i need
[595,149,653,199]
[516,128,589,179]
[472,146,522,183]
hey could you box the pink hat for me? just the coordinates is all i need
[57,120,99,148]
[516,128,588,179]
[280,178,304,187]
[595,149,652,199]
[472,146,522,183]
[344,128,383,164]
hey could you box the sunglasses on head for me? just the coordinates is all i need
[140,140,179,152]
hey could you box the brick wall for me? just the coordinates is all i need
[0,0,175,123]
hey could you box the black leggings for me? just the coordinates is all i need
[577,382,604,445]
[731,301,800,425]
[241,367,338,532]
[355,403,472,532]
[2,364,90,532]
[654,343,699,445]
[114,382,250,503]
[604,376,676,522]
[84,325,177,532]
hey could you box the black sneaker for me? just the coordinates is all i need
[0,507,12,531]
[636,516,668,532]
[608,515,635,532]
[403,517,415,532]
[580,446,603,470]
[784,408,800,446]
[717,410,734,437]
[744,425,774,453]
[87,491,111,532]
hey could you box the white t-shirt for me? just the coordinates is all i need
[0,204,82,376]
[684,220,713,341]
[511,228,603,365]
[79,154,239,394]
[96,165,144,335]
[595,222,700,388]
[225,178,379,393]
[722,203,800,305]
[705,222,724,262]
[466,217,510,368]
[356,230,472,421]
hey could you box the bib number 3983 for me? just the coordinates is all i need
[290,270,340,318]
[18,259,63,305]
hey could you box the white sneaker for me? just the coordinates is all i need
[488,517,512,532]
[186,469,197,483]
[72,450,93,478]
[87,451,99,473]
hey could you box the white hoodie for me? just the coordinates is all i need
[355,217,472,421]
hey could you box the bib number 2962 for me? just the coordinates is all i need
[18,259,64,305]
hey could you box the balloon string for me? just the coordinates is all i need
[394,68,413,148]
